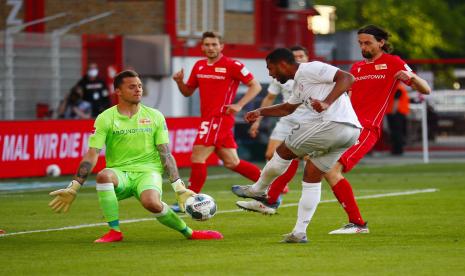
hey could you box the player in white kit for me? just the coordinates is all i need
[240,46,310,213]
[234,48,361,243]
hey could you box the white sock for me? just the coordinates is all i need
[252,151,292,193]
[293,181,321,234]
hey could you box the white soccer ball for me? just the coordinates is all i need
[185,193,217,221]
[46,164,61,177]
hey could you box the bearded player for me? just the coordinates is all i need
[233,25,431,235]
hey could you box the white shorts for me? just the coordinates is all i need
[270,110,302,141]
[284,120,360,172]
[270,116,299,141]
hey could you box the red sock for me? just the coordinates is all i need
[331,178,365,225]
[267,159,299,204]
[188,163,207,193]
[232,160,261,182]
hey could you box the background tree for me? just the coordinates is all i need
[314,0,465,59]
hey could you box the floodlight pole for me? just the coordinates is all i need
[2,13,67,120]
[50,11,113,118]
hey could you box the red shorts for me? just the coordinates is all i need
[339,127,381,173]
[193,116,237,149]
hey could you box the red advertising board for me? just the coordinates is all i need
[0,118,219,178]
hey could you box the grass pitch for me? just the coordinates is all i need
[1,163,464,275]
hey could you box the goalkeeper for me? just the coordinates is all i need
[49,70,223,242]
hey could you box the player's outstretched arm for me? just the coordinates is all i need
[157,143,195,212]
[48,148,100,213]
[394,70,431,95]
[246,102,300,123]
[249,93,277,138]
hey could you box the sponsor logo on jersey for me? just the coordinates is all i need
[375,64,388,70]
[357,67,361,73]
[215,67,227,73]
[355,74,386,81]
[240,67,250,76]
[197,74,226,80]
[139,118,152,125]
[199,65,204,71]
[113,128,152,135]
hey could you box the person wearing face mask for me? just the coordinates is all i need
[76,62,111,117]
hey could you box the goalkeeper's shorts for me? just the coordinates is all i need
[107,168,163,201]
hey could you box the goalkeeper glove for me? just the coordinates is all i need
[49,180,81,213]
[171,179,196,212]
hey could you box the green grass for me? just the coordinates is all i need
[1,163,465,275]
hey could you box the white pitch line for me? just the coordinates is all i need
[0,188,438,238]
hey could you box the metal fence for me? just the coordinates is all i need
[0,32,81,120]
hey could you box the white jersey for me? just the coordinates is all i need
[288,61,361,128]
[268,79,308,124]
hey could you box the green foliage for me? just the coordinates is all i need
[314,0,465,58]
[1,163,465,274]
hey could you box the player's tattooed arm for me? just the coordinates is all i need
[157,143,180,183]
[74,148,101,184]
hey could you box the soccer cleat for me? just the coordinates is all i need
[231,185,267,201]
[170,202,182,213]
[0,229,5,235]
[328,222,369,234]
[281,232,308,243]
[94,229,123,243]
[236,197,281,215]
[190,230,223,240]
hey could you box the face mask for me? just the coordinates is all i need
[87,68,98,78]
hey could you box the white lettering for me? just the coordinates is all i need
[168,130,175,152]
[35,133,58,159]
[1,134,30,161]
[59,133,81,158]
[355,74,386,81]
[59,133,69,158]
[174,129,197,153]
[7,0,23,26]
[196,74,226,80]
[2,135,16,161]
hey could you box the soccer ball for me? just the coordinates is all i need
[46,164,61,177]
[185,193,217,221]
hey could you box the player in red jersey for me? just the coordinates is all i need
[234,25,431,233]
[172,31,262,207]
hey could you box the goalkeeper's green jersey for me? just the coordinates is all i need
[88,105,169,173]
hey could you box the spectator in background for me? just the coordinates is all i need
[76,62,111,117]
[386,84,410,155]
[58,86,92,119]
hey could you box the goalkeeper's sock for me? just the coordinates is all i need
[293,182,321,234]
[231,160,261,182]
[188,163,207,193]
[331,178,365,226]
[252,151,292,193]
[96,183,120,232]
[155,202,193,238]
[267,159,299,204]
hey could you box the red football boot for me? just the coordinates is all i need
[0,229,5,235]
[190,230,223,240]
[94,229,123,243]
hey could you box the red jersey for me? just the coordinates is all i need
[349,53,411,129]
[186,55,254,120]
